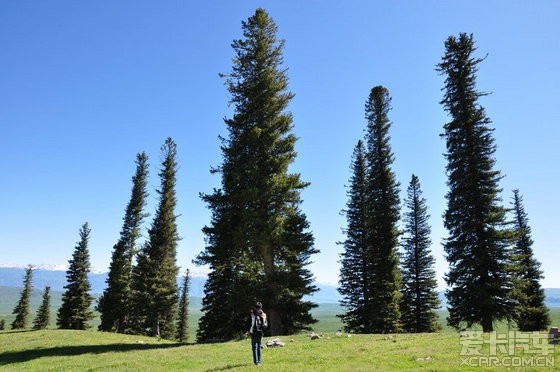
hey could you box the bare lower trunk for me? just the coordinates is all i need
[117,315,127,334]
[152,315,160,337]
[262,242,282,335]
[267,308,282,336]
[262,242,274,281]
[481,315,493,332]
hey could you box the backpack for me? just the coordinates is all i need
[255,314,267,332]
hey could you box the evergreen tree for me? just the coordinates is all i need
[196,8,318,342]
[33,286,51,330]
[400,175,440,333]
[0,319,5,330]
[363,86,402,333]
[57,223,95,330]
[194,263,238,342]
[11,265,33,329]
[338,141,370,333]
[98,152,149,333]
[176,269,190,342]
[437,33,515,332]
[510,189,550,331]
[130,138,180,339]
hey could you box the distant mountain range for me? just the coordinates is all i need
[0,266,337,302]
[1,266,559,306]
[0,266,207,297]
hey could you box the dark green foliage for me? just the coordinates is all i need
[437,33,515,332]
[11,265,33,329]
[364,86,402,333]
[176,269,190,342]
[195,265,239,342]
[338,87,402,334]
[196,8,318,342]
[33,286,51,330]
[98,152,149,333]
[400,175,441,333]
[57,223,95,330]
[510,189,550,331]
[338,141,369,332]
[130,138,180,339]
[0,319,5,330]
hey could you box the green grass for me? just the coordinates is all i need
[2,293,560,370]
[1,329,559,371]
[0,290,203,340]
[312,305,560,333]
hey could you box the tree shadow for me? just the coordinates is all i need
[0,330,35,335]
[0,342,185,366]
[205,363,252,371]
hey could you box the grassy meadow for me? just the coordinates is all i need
[1,328,559,371]
[2,287,560,370]
[1,302,560,371]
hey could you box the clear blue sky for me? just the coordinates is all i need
[1,1,558,288]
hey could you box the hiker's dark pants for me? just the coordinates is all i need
[251,332,263,365]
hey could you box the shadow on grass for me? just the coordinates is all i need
[205,363,252,371]
[0,342,185,366]
[0,330,36,335]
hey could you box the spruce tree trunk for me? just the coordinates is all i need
[117,315,126,334]
[262,242,282,335]
[263,243,274,282]
[152,316,160,337]
[481,315,493,332]
[267,308,281,336]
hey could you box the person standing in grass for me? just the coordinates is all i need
[247,302,268,366]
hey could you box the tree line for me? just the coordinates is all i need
[338,32,549,334]
[8,139,191,342]
[5,9,549,339]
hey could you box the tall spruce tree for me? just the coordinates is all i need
[364,86,402,333]
[176,269,190,342]
[33,286,51,330]
[130,138,180,339]
[196,8,318,342]
[98,152,149,333]
[400,175,440,333]
[338,141,370,333]
[510,189,550,331]
[11,265,33,329]
[57,223,95,330]
[437,33,515,332]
